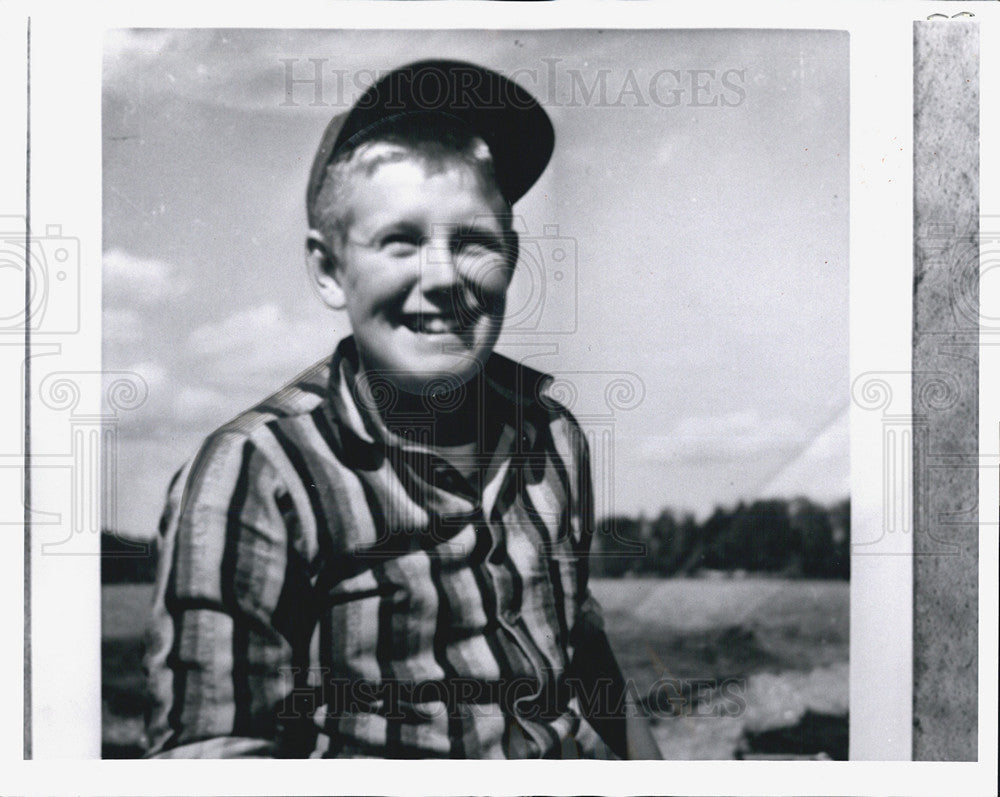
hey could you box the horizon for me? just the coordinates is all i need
[101,493,851,543]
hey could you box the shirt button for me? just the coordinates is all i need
[501,608,520,625]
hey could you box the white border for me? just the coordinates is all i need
[3,0,996,794]
[848,13,913,762]
[0,12,28,766]
[25,5,103,761]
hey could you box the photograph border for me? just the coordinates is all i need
[1,0,996,794]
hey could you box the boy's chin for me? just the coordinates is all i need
[393,361,485,397]
[359,354,491,403]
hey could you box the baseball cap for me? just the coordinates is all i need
[306,59,555,228]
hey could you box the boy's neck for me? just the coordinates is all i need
[379,376,486,448]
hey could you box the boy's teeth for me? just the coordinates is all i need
[425,317,452,333]
[408,315,458,333]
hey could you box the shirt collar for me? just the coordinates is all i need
[326,336,552,453]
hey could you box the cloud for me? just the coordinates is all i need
[103,29,179,85]
[172,384,236,424]
[104,30,222,99]
[123,360,168,393]
[104,302,338,447]
[640,409,809,465]
[103,307,143,343]
[761,410,849,501]
[185,301,338,392]
[631,408,849,514]
[102,29,312,115]
[186,303,285,357]
[103,248,188,306]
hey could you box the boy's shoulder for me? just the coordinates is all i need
[194,354,332,452]
[160,354,333,521]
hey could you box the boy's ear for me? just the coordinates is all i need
[306,229,346,311]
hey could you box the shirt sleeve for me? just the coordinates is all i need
[563,411,604,632]
[144,431,316,758]
[557,409,628,759]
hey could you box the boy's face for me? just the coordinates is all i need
[311,157,517,396]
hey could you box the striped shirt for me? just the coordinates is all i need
[144,337,614,758]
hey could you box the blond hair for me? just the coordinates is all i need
[311,116,512,249]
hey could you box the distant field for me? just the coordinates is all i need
[103,577,848,759]
[590,577,848,758]
[592,577,848,675]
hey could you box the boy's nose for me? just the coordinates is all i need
[417,242,489,319]
[418,241,461,293]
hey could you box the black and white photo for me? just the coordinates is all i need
[101,28,850,761]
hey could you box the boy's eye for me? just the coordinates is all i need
[380,233,422,256]
[454,233,507,259]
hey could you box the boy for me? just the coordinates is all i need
[145,60,661,759]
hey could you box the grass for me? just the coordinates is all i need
[103,576,848,759]
[593,578,848,678]
[589,577,848,758]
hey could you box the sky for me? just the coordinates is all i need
[102,28,849,538]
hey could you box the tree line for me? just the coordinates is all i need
[590,498,850,579]
[102,496,850,584]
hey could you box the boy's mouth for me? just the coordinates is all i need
[399,313,470,335]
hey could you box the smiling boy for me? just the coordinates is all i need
[145,60,661,759]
